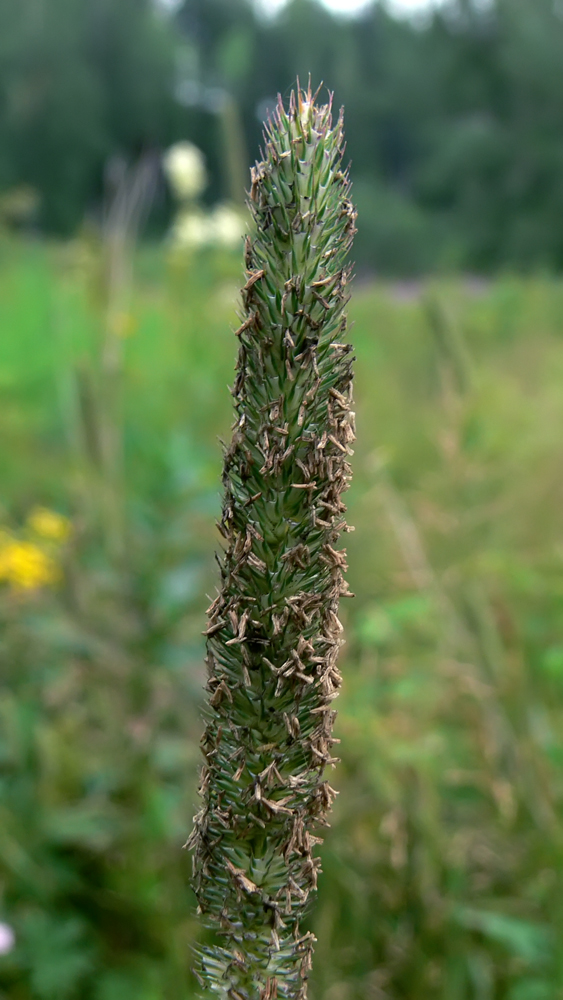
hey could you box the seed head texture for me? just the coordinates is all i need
[188,84,357,1000]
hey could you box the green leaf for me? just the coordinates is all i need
[454,907,553,966]
[509,980,555,1000]
[19,912,95,1000]
[541,646,563,678]
[43,805,118,850]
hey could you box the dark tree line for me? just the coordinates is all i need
[2,0,563,273]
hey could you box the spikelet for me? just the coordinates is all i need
[188,82,357,999]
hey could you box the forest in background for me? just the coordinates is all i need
[2,0,563,273]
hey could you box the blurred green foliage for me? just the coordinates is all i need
[1,237,563,997]
[0,0,181,233]
[4,0,563,272]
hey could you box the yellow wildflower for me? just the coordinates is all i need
[27,507,71,542]
[110,311,137,339]
[0,536,59,590]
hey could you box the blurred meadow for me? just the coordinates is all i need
[2,235,563,998]
[2,0,563,997]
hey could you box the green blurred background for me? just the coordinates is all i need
[2,1,563,998]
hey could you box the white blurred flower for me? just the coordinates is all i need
[170,204,247,252]
[170,210,215,249]
[0,923,15,955]
[162,142,207,201]
[210,204,246,248]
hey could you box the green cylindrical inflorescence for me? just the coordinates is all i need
[187,84,356,1000]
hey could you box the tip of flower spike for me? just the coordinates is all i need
[267,83,335,146]
[297,76,313,121]
[299,97,311,123]
[303,78,326,111]
[270,83,334,149]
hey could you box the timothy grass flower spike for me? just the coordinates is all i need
[188,83,356,1000]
